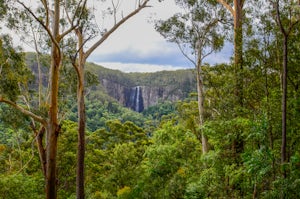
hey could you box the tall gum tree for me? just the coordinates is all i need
[64,1,151,198]
[216,0,246,161]
[2,0,88,198]
[268,0,300,179]
[156,0,225,154]
[216,0,245,108]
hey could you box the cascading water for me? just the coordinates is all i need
[135,86,140,112]
[125,86,144,112]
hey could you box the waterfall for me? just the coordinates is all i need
[135,86,140,112]
[125,86,144,112]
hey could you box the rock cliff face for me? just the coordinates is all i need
[99,69,196,112]
[25,52,196,112]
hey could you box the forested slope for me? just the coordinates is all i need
[1,60,300,198]
[1,0,300,198]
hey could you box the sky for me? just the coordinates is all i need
[12,0,232,73]
[85,0,232,73]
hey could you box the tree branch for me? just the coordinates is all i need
[31,124,47,178]
[0,96,47,126]
[217,0,234,16]
[40,0,49,27]
[176,41,196,67]
[60,0,88,39]
[84,0,151,59]
[0,58,8,75]
[16,0,60,50]
[273,0,287,36]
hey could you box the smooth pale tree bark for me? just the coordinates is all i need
[196,50,208,153]
[11,1,62,197]
[5,0,86,198]
[69,1,151,198]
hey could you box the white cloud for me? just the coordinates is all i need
[8,0,231,70]
[88,0,232,69]
[96,62,193,73]
[87,0,184,62]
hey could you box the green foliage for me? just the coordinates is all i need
[57,120,78,198]
[0,0,7,22]
[142,101,176,121]
[131,121,201,198]
[81,98,147,132]
[86,120,149,198]
[0,174,44,199]
[0,35,31,101]
[156,0,225,63]
[1,1,300,198]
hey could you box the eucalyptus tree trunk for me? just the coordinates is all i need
[196,63,208,154]
[216,0,244,106]
[273,0,299,178]
[46,1,61,198]
[75,28,86,199]
[196,49,208,154]
[274,1,288,175]
[217,0,245,159]
[233,0,244,108]
[71,2,151,198]
[281,35,287,172]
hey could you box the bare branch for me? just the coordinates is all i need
[17,0,60,50]
[202,48,214,61]
[64,0,74,25]
[85,0,151,59]
[31,124,46,178]
[40,0,49,27]
[70,57,80,78]
[75,34,95,62]
[60,0,88,40]
[287,20,300,35]
[176,41,196,67]
[112,0,117,25]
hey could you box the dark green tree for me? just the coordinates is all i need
[269,0,300,176]
[156,0,225,153]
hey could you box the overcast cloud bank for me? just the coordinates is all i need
[95,62,193,73]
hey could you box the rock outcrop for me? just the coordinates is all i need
[99,69,196,112]
[25,52,196,112]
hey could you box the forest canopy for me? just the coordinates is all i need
[0,0,300,199]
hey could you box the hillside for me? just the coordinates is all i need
[26,52,197,112]
[86,62,196,112]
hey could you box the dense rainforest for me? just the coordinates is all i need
[0,0,300,199]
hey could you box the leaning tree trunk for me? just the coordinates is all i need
[75,29,86,199]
